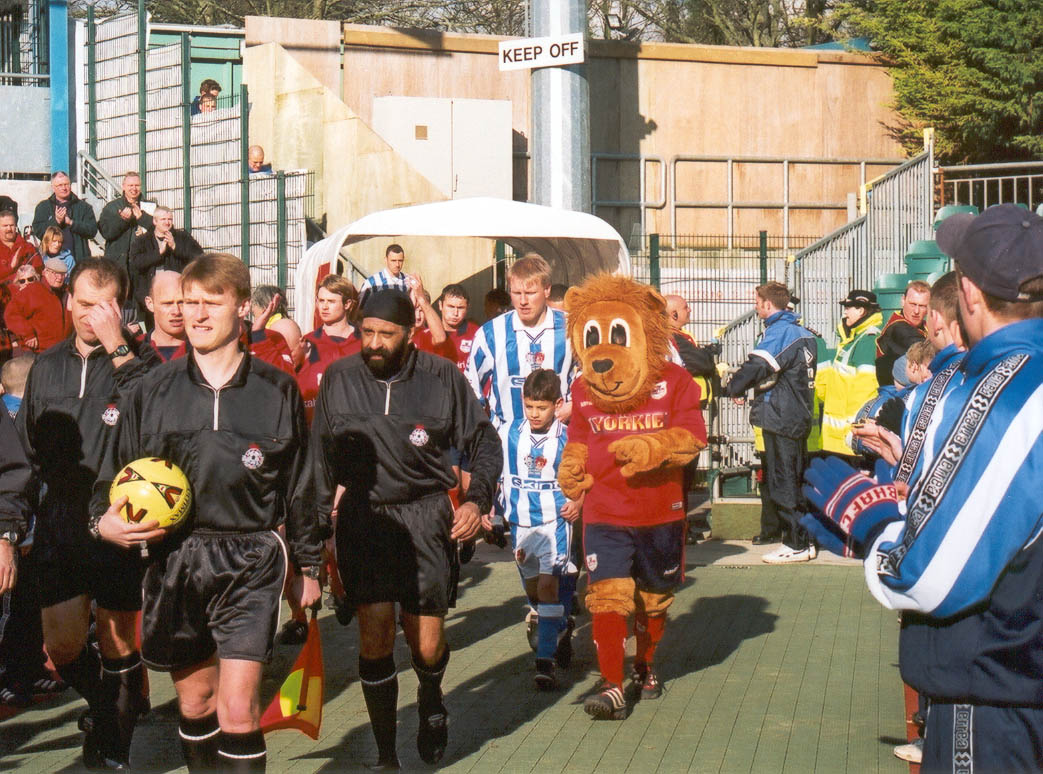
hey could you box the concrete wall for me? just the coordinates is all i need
[0,86,51,174]
[245,19,905,242]
[244,41,495,303]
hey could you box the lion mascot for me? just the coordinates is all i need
[559,274,707,720]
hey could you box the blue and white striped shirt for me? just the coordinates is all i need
[866,319,1043,618]
[465,308,573,429]
[360,269,409,302]
[498,418,568,527]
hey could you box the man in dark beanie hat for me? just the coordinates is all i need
[802,204,1043,773]
[311,289,502,769]
[814,288,883,457]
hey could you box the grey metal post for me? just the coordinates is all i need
[180,33,192,233]
[530,0,590,213]
[276,171,287,290]
[137,0,147,197]
[240,84,250,267]
[86,5,96,158]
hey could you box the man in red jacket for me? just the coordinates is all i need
[4,259,71,352]
[0,211,42,288]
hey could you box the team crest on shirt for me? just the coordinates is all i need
[242,444,264,470]
[409,425,429,447]
[525,350,545,368]
[460,340,473,353]
[585,553,598,572]
[101,404,120,426]
[651,381,668,400]
[524,454,547,477]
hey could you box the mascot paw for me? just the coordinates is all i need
[608,436,666,478]
[558,461,594,500]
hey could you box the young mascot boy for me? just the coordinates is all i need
[493,369,581,690]
[91,253,323,772]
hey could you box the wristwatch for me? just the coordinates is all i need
[0,531,18,546]
[87,512,103,540]
[300,565,321,580]
[109,344,131,359]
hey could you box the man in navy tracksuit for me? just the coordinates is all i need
[725,282,817,562]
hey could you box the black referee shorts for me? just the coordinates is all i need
[141,530,287,672]
[32,541,144,612]
[337,492,458,617]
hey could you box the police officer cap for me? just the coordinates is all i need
[361,289,414,327]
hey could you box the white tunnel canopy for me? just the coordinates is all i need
[293,197,630,327]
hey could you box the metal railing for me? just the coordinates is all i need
[591,153,666,241]
[937,161,1043,212]
[861,145,934,282]
[670,154,903,249]
[77,151,121,203]
[711,143,935,480]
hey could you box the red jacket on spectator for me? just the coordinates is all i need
[413,327,457,363]
[4,281,70,352]
[0,238,42,287]
[296,327,363,423]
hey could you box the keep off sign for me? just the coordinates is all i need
[498,33,585,72]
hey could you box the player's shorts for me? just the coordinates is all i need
[140,530,288,672]
[336,492,458,617]
[923,701,1043,773]
[32,541,144,612]
[510,520,573,579]
[583,520,686,593]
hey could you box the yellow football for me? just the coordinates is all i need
[109,457,192,530]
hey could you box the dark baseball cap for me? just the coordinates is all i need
[936,204,1043,302]
[839,289,878,308]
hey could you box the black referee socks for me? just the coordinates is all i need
[99,652,146,762]
[56,644,101,710]
[217,729,266,772]
[413,648,450,765]
[359,655,399,766]
[178,712,219,772]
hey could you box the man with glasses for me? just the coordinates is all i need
[32,172,98,267]
[4,259,70,353]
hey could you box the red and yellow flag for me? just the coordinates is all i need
[260,614,324,739]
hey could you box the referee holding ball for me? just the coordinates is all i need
[92,253,323,773]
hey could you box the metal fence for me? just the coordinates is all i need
[85,11,315,312]
[710,145,935,475]
[937,161,1043,213]
[0,0,46,86]
[631,233,815,344]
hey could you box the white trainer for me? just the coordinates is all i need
[762,544,816,564]
[893,738,923,763]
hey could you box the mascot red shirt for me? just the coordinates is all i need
[569,364,704,526]
[558,275,706,721]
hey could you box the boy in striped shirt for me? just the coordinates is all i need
[493,369,581,690]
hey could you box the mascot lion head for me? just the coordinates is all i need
[565,274,672,415]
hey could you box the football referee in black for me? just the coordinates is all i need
[92,254,323,772]
[313,289,501,769]
[17,257,160,769]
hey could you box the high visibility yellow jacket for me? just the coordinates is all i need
[814,312,882,455]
